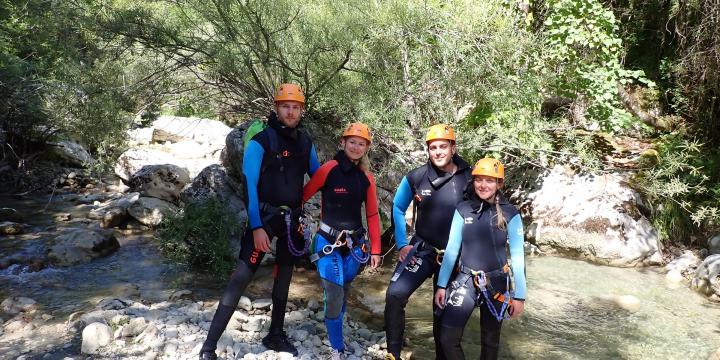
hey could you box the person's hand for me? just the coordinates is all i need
[509,300,524,319]
[398,245,415,264]
[370,255,382,269]
[434,288,446,309]
[253,228,271,253]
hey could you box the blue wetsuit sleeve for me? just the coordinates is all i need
[243,140,264,230]
[508,214,527,300]
[437,210,463,289]
[308,143,320,176]
[392,176,413,249]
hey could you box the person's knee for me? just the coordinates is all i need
[322,280,345,319]
[385,284,410,308]
[220,262,253,307]
[439,326,463,349]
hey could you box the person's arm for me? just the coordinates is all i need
[303,161,336,202]
[507,214,526,300]
[392,176,414,249]
[308,143,320,176]
[243,139,264,230]
[436,210,463,289]
[364,171,382,255]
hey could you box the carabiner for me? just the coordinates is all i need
[435,249,445,265]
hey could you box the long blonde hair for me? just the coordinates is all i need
[494,193,507,231]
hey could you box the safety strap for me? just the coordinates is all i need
[390,237,444,282]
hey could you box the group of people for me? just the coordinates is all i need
[198,83,527,360]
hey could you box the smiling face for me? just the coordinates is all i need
[473,175,502,202]
[274,100,304,128]
[427,139,456,170]
[341,135,370,161]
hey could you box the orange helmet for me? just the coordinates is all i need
[274,83,305,104]
[472,158,504,179]
[425,124,456,143]
[342,122,372,144]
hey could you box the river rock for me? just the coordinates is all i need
[0,221,27,235]
[81,322,113,354]
[128,164,191,204]
[665,250,701,275]
[691,254,720,298]
[709,348,720,360]
[151,115,231,148]
[127,196,180,226]
[238,296,252,311]
[709,234,720,255]
[102,207,128,228]
[252,299,272,310]
[47,228,120,266]
[127,127,154,146]
[0,208,25,223]
[529,165,662,266]
[53,213,72,222]
[122,317,147,337]
[1,297,37,314]
[46,140,95,167]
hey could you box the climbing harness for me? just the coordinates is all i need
[259,202,309,256]
[310,222,369,263]
[390,238,444,282]
[458,263,514,322]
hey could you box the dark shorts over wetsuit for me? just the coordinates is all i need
[201,112,319,354]
[384,154,471,359]
[302,150,381,352]
[436,195,527,360]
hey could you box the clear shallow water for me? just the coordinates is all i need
[357,256,720,360]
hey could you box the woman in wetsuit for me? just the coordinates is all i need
[433,158,527,360]
[302,122,382,359]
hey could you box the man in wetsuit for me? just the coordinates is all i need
[199,83,320,360]
[384,124,472,360]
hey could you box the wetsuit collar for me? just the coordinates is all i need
[426,153,469,189]
[267,111,299,139]
[334,150,357,173]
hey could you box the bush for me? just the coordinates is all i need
[157,198,241,280]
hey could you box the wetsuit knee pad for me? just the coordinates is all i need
[322,279,345,319]
[385,284,410,308]
[439,325,465,359]
[220,261,254,307]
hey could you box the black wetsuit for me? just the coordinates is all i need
[201,113,319,355]
[436,194,527,360]
[384,154,472,359]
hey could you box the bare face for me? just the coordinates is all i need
[274,100,304,128]
[427,139,456,169]
[473,175,502,202]
[341,136,370,161]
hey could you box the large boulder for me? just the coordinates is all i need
[127,196,180,226]
[151,115,232,149]
[692,254,720,300]
[528,165,662,266]
[181,164,247,255]
[115,147,218,181]
[46,140,95,167]
[47,228,120,266]
[220,124,249,181]
[128,165,190,204]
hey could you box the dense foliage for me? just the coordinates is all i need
[2,0,718,243]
